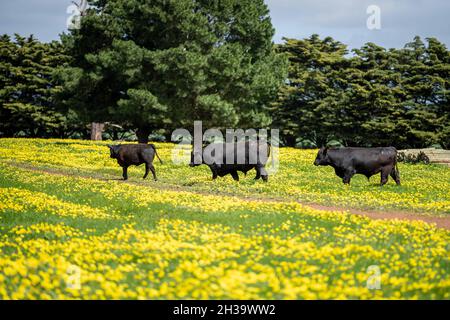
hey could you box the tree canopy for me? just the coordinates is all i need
[0,34,81,138]
[55,0,288,143]
[273,35,450,148]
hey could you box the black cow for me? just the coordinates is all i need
[189,141,271,182]
[108,144,162,181]
[313,147,400,186]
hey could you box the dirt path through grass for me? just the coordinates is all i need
[5,161,450,230]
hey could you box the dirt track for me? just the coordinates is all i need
[306,203,450,230]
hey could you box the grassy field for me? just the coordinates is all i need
[0,138,449,299]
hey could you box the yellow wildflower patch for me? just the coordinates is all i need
[0,187,121,220]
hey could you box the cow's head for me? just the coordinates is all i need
[108,145,120,159]
[314,147,329,166]
[189,150,203,167]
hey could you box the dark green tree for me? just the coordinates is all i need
[395,37,450,148]
[274,35,449,149]
[57,0,287,143]
[426,38,450,149]
[272,35,348,146]
[344,43,404,146]
[0,34,73,137]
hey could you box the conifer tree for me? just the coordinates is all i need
[0,34,71,137]
[57,0,287,143]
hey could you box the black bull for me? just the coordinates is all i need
[189,141,271,181]
[108,144,163,181]
[313,147,401,186]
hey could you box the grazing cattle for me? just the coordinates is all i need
[313,147,400,186]
[108,144,162,181]
[189,141,271,182]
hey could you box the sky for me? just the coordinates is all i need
[0,0,449,50]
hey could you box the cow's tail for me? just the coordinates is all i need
[395,159,400,179]
[394,148,400,180]
[150,144,163,164]
[264,141,274,169]
[257,140,273,169]
[270,143,274,168]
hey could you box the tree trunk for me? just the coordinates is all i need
[90,122,105,141]
[136,127,151,144]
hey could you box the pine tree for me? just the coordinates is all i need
[0,34,71,137]
[57,0,287,143]
[346,43,404,146]
[272,35,348,146]
[395,36,450,148]
[273,35,449,149]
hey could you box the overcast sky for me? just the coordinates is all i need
[0,0,449,50]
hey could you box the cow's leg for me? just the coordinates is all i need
[208,165,218,180]
[390,165,401,186]
[148,163,157,181]
[230,171,239,181]
[334,167,345,179]
[380,167,391,186]
[122,166,128,180]
[143,163,150,179]
[210,167,218,180]
[258,165,268,182]
[342,169,354,185]
[254,167,261,180]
